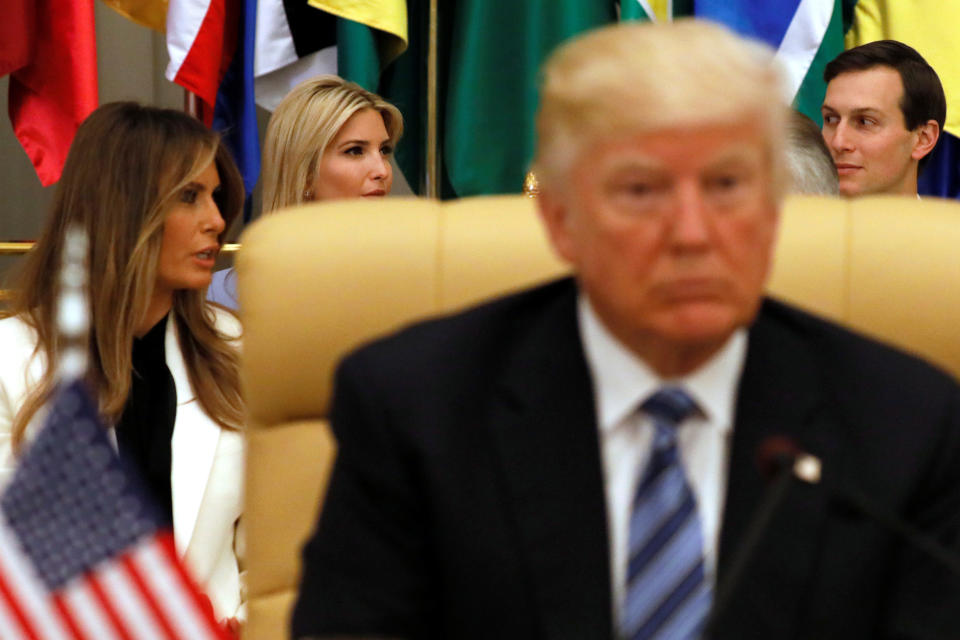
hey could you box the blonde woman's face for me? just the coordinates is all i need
[311,108,393,200]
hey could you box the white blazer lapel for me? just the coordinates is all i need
[166,315,220,554]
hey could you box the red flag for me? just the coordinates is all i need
[0,0,33,77]
[7,0,98,186]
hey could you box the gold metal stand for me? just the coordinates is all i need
[424,0,440,198]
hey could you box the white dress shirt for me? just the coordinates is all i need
[577,294,747,621]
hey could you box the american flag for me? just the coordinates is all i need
[0,381,231,639]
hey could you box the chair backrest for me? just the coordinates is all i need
[237,193,960,639]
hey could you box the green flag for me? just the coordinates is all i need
[444,1,616,197]
[620,0,655,21]
[788,1,847,126]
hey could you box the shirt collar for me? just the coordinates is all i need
[577,293,747,435]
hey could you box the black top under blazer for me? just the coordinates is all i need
[292,277,960,640]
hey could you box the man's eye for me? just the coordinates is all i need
[710,175,740,190]
[857,117,875,127]
[621,182,653,196]
[180,188,198,204]
[822,114,837,125]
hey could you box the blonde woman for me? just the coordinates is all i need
[0,102,246,624]
[208,75,404,308]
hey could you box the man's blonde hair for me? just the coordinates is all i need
[534,19,788,197]
[261,75,403,213]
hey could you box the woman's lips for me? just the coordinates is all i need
[194,247,218,268]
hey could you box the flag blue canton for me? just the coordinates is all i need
[0,381,165,591]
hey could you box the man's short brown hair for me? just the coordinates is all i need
[824,40,945,172]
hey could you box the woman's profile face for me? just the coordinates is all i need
[156,160,225,297]
[311,108,393,200]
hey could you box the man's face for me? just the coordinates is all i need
[538,120,779,375]
[821,66,922,196]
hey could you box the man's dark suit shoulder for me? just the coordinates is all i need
[756,295,959,404]
[343,279,959,409]
[336,277,578,399]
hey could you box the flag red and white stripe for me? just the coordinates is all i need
[0,381,231,640]
[165,0,239,124]
[0,521,228,640]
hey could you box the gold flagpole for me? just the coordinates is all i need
[424,0,440,198]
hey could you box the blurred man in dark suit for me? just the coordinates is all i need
[293,20,960,640]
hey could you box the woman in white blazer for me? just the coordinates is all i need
[0,103,246,626]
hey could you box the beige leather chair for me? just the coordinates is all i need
[237,194,960,639]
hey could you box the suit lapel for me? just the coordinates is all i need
[165,315,221,554]
[487,283,614,639]
[715,300,844,636]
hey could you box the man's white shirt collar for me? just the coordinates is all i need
[578,293,746,434]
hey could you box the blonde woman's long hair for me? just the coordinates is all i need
[261,75,403,213]
[5,102,246,450]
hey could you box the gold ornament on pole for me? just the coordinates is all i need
[523,171,540,197]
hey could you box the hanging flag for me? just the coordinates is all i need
[100,0,167,31]
[0,381,230,639]
[333,0,849,198]
[165,0,239,125]
[620,0,688,22]
[253,0,339,111]
[693,0,845,125]
[846,0,960,199]
[106,0,333,211]
[621,0,655,20]
[0,0,32,77]
[213,0,260,210]
[333,1,616,197]
[309,0,407,66]
[443,0,617,197]
[3,0,98,187]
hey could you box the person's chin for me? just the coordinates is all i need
[656,302,744,343]
[838,176,866,197]
[183,274,214,291]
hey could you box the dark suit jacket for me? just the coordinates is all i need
[292,278,960,639]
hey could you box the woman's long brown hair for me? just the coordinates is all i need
[5,102,245,450]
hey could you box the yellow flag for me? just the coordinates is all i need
[308,0,408,64]
[648,0,671,22]
[100,0,167,32]
[847,0,960,136]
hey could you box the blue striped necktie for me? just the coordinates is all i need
[620,387,712,639]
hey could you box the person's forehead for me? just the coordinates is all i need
[585,121,769,170]
[823,65,904,113]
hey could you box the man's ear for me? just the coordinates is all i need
[536,188,579,265]
[912,119,941,161]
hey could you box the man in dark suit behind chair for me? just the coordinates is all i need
[292,20,960,640]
